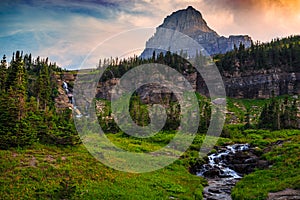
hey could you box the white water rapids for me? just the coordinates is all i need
[198,144,250,200]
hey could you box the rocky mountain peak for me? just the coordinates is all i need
[141,6,252,58]
[159,6,217,37]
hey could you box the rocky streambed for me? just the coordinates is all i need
[196,144,269,200]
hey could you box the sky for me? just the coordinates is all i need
[1,0,300,69]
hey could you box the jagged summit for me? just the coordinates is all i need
[141,6,252,58]
[187,5,195,10]
[159,6,218,36]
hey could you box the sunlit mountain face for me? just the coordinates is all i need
[1,0,300,69]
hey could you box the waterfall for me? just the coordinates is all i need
[63,81,82,118]
[84,101,90,117]
[63,81,69,94]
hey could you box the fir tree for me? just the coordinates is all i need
[0,55,7,91]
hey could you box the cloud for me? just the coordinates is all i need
[198,0,300,41]
[0,0,135,68]
[0,0,193,68]
[203,0,300,13]
[1,0,300,69]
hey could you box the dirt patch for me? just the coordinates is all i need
[267,189,300,200]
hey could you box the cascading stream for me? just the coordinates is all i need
[198,144,250,200]
[63,81,82,118]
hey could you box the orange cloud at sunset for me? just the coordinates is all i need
[202,0,300,14]
[194,0,300,41]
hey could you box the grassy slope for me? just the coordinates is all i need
[1,130,299,200]
[226,95,298,125]
[226,98,268,123]
[222,95,300,199]
[0,133,207,200]
[230,129,300,200]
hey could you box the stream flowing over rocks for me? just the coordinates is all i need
[61,80,85,118]
[197,144,269,200]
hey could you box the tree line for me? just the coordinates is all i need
[258,96,299,130]
[214,35,300,73]
[0,51,79,149]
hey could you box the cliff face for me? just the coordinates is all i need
[94,70,300,100]
[223,70,299,99]
[59,68,300,109]
[95,71,197,104]
[141,6,252,58]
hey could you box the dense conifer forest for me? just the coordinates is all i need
[0,51,79,149]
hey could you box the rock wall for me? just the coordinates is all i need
[59,67,300,105]
[84,70,300,101]
[221,69,299,99]
[95,71,198,104]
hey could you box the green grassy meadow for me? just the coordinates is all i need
[1,128,299,199]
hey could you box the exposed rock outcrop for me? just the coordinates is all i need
[221,70,300,98]
[95,70,300,100]
[267,189,300,200]
[54,73,76,110]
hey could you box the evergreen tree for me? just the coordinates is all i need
[0,55,7,91]
[7,51,28,120]
[36,62,51,110]
[0,51,36,148]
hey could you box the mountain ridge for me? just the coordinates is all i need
[141,6,252,58]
